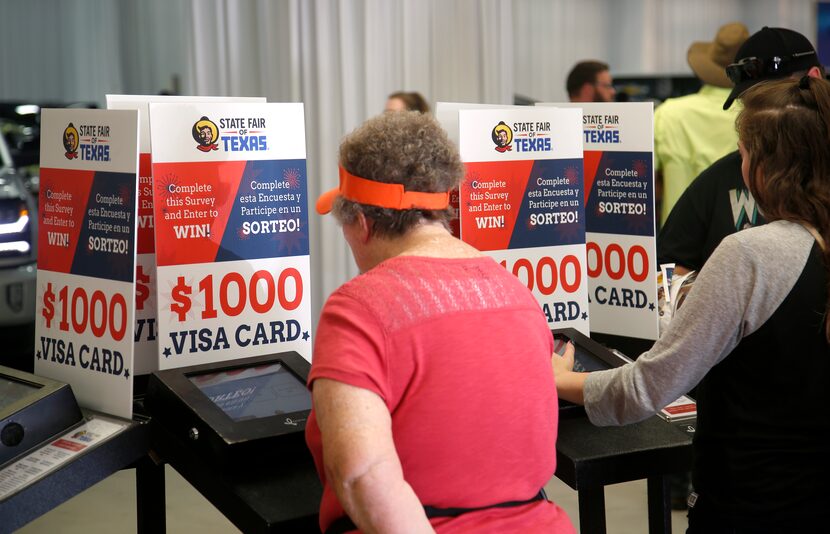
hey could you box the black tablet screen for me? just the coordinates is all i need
[553,335,614,372]
[188,363,311,421]
[0,376,39,411]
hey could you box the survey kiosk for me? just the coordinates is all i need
[145,351,311,465]
[0,365,84,468]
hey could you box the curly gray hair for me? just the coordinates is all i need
[333,111,464,237]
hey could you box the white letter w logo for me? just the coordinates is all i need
[730,188,758,231]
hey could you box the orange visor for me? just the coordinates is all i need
[316,166,451,214]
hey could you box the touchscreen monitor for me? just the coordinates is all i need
[188,363,311,422]
[0,367,83,469]
[553,334,614,372]
[146,352,313,463]
[0,376,40,411]
[552,328,632,415]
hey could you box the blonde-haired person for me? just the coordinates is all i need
[654,22,749,225]
[307,111,575,534]
[554,77,830,533]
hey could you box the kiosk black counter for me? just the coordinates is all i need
[555,415,693,534]
[0,366,159,533]
[142,343,691,533]
[0,365,84,468]
[0,410,154,533]
[149,420,321,533]
[145,352,321,532]
[552,329,694,534]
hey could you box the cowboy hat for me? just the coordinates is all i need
[687,22,749,88]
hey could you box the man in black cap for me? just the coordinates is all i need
[658,27,824,275]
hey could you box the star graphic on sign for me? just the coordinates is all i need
[36,350,42,360]
[649,302,655,311]
[283,168,302,189]
[302,331,310,341]
[163,347,172,358]
[124,369,130,380]
[581,312,588,320]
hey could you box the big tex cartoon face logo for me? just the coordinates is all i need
[491,121,513,153]
[63,123,79,160]
[192,116,219,152]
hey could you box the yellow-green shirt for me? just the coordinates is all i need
[654,85,741,224]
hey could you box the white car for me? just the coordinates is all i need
[0,128,37,326]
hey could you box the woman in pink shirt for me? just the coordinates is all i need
[307,111,575,534]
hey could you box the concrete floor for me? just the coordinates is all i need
[15,465,689,533]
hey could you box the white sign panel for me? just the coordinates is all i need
[35,108,139,418]
[456,107,590,334]
[149,103,311,369]
[106,94,265,375]
[544,102,658,339]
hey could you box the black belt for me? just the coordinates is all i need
[325,489,547,534]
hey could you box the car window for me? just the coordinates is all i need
[0,175,23,199]
[0,130,13,169]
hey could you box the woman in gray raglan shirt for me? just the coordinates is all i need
[554,76,830,534]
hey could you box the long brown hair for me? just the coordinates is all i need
[736,76,830,341]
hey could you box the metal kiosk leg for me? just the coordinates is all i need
[136,455,166,534]
[578,486,607,534]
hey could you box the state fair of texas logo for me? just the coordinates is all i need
[63,123,79,160]
[192,116,219,152]
[491,121,513,153]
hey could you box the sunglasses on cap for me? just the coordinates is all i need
[725,50,817,84]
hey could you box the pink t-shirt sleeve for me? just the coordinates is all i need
[308,290,389,402]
